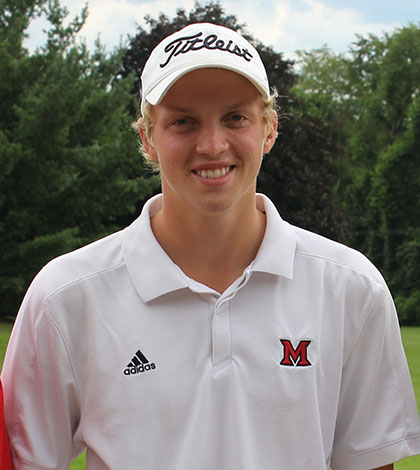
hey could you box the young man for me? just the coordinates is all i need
[2,22,420,470]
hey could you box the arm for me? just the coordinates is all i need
[2,294,82,469]
[331,280,420,468]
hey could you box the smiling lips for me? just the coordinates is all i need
[193,166,234,179]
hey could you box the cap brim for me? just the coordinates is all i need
[145,63,270,107]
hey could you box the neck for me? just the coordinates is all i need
[151,195,266,292]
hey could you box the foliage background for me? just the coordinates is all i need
[292,27,420,324]
[1,1,419,326]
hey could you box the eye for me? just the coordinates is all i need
[167,116,197,133]
[171,117,192,126]
[230,114,245,121]
[225,113,248,127]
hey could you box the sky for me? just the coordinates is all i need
[25,0,420,61]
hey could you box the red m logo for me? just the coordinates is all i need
[280,339,311,367]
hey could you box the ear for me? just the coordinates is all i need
[263,110,278,155]
[139,126,158,161]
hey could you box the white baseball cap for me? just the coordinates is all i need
[140,22,270,114]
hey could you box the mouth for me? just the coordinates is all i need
[192,166,234,179]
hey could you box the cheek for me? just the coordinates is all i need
[152,138,187,172]
[157,129,195,155]
[238,132,266,159]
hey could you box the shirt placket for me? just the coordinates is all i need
[212,298,232,375]
[211,268,252,376]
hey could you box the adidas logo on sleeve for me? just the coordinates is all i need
[124,349,156,376]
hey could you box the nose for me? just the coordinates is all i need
[195,122,229,156]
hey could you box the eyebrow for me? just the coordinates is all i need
[161,99,259,114]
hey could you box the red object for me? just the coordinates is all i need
[0,380,12,470]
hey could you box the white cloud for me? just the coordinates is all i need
[79,0,195,48]
[227,0,397,58]
[24,0,399,59]
[25,0,196,51]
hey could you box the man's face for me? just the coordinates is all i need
[141,68,277,217]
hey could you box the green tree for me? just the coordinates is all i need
[294,25,420,324]
[0,0,159,320]
[371,94,420,324]
[292,47,355,125]
[348,26,420,324]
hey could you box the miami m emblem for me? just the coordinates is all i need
[280,339,311,367]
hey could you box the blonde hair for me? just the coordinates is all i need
[132,89,279,172]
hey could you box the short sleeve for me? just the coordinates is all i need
[1,280,84,470]
[331,284,420,469]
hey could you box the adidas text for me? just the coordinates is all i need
[124,363,156,376]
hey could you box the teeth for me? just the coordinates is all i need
[196,167,231,179]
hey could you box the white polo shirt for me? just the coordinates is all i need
[3,194,420,470]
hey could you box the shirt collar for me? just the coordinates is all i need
[251,194,296,279]
[122,194,296,303]
[121,195,189,302]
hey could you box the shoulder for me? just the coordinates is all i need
[26,229,126,309]
[258,194,385,290]
[292,225,385,287]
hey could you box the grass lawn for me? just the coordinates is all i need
[1,323,419,469]
[396,327,420,469]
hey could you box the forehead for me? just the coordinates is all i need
[159,68,262,106]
